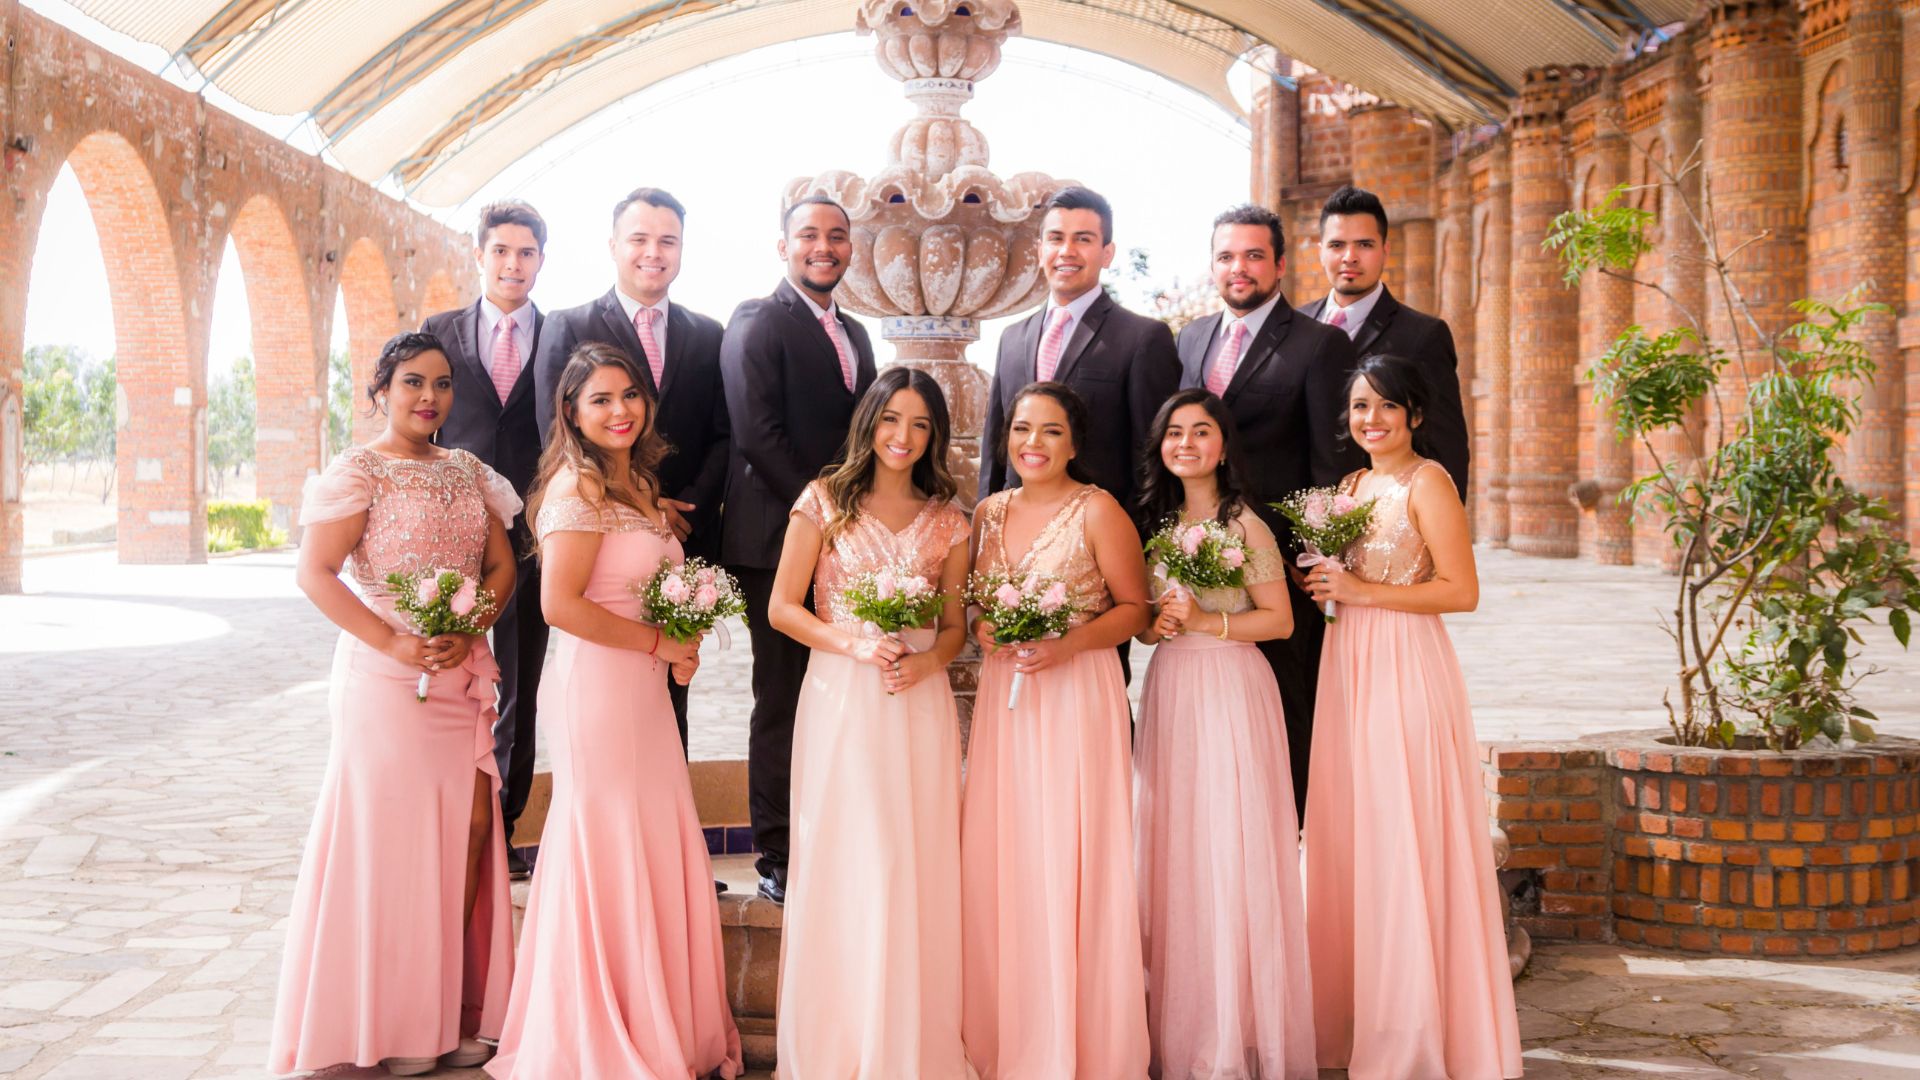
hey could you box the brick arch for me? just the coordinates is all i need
[225,195,321,536]
[339,238,402,445]
[1806,60,1851,305]
[64,130,201,563]
[1576,163,1601,211]
[422,271,461,319]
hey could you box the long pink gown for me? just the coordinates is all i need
[1304,459,1523,1079]
[270,447,518,1074]
[1135,507,1315,1079]
[487,495,743,1080]
[775,481,976,1079]
[962,485,1150,1080]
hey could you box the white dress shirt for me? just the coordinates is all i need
[1036,286,1103,364]
[795,287,851,358]
[478,297,536,376]
[615,290,670,358]
[1319,281,1384,340]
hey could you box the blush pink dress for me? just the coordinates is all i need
[270,447,518,1074]
[486,495,743,1080]
[1303,460,1522,1079]
[1134,507,1315,1079]
[962,485,1150,1080]
[775,481,976,1080]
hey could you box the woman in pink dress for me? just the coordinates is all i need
[1303,354,1522,1079]
[272,331,518,1077]
[963,381,1152,1079]
[768,366,975,1079]
[1132,388,1314,1079]
[487,342,743,1080]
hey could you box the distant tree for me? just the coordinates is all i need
[327,347,352,457]
[206,355,256,495]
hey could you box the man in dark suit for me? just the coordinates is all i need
[422,199,549,878]
[721,195,877,904]
[1176,203,1364,815]
[979,186,1180,514]
[1299,184,1471,500]
[533,187,731,751]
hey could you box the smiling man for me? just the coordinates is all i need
[720,194,877,905]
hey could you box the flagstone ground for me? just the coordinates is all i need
[2,547,1916,1078]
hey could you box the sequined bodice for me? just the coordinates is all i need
[535,496,682,618]
[1145,506,1288,614]
[326,448,500,595]
[974,486,1112,627]
[1340,460,1440,586]
[792,482,971,632]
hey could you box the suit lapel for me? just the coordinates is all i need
[1052,292,1111,385]
[453,302,502,419]
[1352,286,1397,358]
[660,302,689,401]
[1224,303,1289,401]
[776,279,856,399]
[1182,311,1223,387]
[595,289,656,394]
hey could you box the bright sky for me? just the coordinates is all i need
[22,4,1253,379]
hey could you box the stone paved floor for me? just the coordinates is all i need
[2,546,1918,1078]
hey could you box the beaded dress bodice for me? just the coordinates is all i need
[974,486,1111,627]
[1145,506,1288,614]
[299,447,519,597]
[1339,459,1443,586]
[791,482,971,632]
[535,495,681,619]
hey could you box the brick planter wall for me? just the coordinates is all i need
[1484,733,1920,956]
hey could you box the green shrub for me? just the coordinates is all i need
[207,499,287,553]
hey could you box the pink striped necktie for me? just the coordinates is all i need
[636,305,666,389]
[1205,320,1247,396]
[489,311,520,405]
[1036,308,1073,381]
[1328,305,1348,331]
[820,313,855,392]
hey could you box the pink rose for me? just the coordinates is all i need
[449,579,478,616]
[1332,493,1357,515]
[1180,524,1206,556]
[695,566,716,586]
[1021,572,1041,594]
[661,574,691,604]
[1038,582,1069,613]
[1221,546,1245,569]
[875,569,898,601]
[993,582,1023,609]
[415,576,441,605]
[694,583,719,610]
[901,575,930,598]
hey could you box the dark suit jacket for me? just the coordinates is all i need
[719,279,877,569]
[424,300,545,525]
[532,289,731,558]
[1299,285,1471,501]
[1177,300,1364,533]
[978,290,1181,514]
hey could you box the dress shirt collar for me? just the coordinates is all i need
[1321,281,1385,338]
[1218,290,1283,348]
[1045,284,1102,329]
[614,288,669,328]
[794,286,839,324]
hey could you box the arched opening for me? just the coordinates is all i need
[227,195,321,537]
[204,236,256,507]
[338,238,400,446]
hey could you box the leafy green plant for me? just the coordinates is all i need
[1546,142,1918,751]
[207,499,286,552]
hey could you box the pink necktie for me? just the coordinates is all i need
[489,312,520,405]
[636,306,666,389]
[1205,320,1247,396]
[1328,305,1348,331]
[1036,308,1073,382]
[820,313,855,392]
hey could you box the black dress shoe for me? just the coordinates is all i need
[506,846,533,880]
[756,874,785,905]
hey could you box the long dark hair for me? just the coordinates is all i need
[526,341,671,531]
[994,381,1095,486]
[1135,388,1252,529]
[816,367,958,547]
[1342,353,1438,459]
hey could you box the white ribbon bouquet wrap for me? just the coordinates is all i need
[969,570,1079,710]
[1145,518,1250,612]
[384,567,497,700]
[1272,486,1377,623]
[634,557,747,657]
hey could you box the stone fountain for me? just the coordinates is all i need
[785,0,1067,501]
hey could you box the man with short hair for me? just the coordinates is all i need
[533,187,731,749]
[721,195,878,904]
[1176,202,1363,815]
[1300,184,1471,500]
[422,199,550,877]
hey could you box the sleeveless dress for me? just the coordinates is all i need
[270,447,518,1073]
[775,481,977,1080]
[1134,507,1315,1079]
[486,495,743,1080]
[1303,459,1522,1079]
[961,485,1150,1080]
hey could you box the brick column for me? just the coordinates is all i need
[1473,143,1513,545]
[1349,104,1437,311]
[1844,0,1904,514]
[231,197,322,537]
[1439,156,1476,523]
[0,181,24,595]
[1573,86,1635,565]
[1653,54,1706,572]
[1248,50,1299,211]
[338,239,403,446]
[1906,9,1920,544]
[1507,69,1583,558]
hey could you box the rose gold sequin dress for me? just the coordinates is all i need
[1135,507,1315,1079]
[1303,459,1522,1079]
[775,481,976,1079]
[487,495,743,1080]
[270,448,519,1073]
[961,485,1150,1079]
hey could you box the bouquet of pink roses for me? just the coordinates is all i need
[385,567,497,700]
[968,570,1079,710]
[1144,518,1247,600]
[844,565,946,636]
[636,557,746,645]
[1273,486,1375,622]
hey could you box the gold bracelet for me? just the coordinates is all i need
[1217,611,1231,641]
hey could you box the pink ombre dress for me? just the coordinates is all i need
[962,485,1150,1080]
[270,447,518,1074]
[487,495,743,1080]
[775,481,976,1080]
[1304,460,1522,1079]
[1135,507,1315,1079]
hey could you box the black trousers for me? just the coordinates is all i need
[1257,582,1325,821]
[735,565,811,882]
[493,550,551,841]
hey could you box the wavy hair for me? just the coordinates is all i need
[1135,387,1252,530]
[817,367,958,547]
[526,341,671,535]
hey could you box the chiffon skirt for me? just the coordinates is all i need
[962,644,1149,1080]
[486,631,743,1080]
[1303,606,1522,1079]
[269,633,513,1073]
[1134,634,1315,1079]
[776,628,975,1079]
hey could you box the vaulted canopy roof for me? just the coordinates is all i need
[73,0,1688,207]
